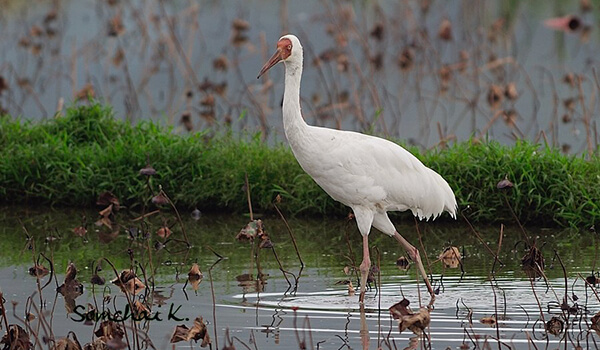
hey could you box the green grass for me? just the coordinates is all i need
[0,102,598,227]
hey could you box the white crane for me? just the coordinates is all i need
[258,34,457,301]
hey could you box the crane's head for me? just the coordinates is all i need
[257,34,302,79]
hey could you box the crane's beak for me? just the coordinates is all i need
[257,48,282,79]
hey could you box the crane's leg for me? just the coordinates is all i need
[352,207,374,303]
[393,231,434,297]
[359,234,370,303]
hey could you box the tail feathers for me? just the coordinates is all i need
[413,169,457,221]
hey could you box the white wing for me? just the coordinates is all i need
[292,126,457,220]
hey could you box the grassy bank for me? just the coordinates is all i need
[0,103,598,227]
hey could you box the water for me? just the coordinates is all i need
[0,207,598,349]
[0,1,598,151]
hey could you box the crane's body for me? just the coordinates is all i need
[259,34,457,302]
[287,125,456,226]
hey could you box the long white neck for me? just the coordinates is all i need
[282,59,308,144]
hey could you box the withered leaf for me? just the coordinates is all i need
[521,245,544,278]
[591,311,600,336]
[151,193,169,206]
[480,315,496,326]
[139,164,156,176]
[29,264,49,277]
[389,298,412,318]
[108,14,125,37]
[236,219,264,242]
[188,263,203,291]
[104,337,127,350]
[188,317,211,347]
[259,235,273,249]
[334,279,355,295]
[94,320,125,340]
[98,204,113,219]
[111,270,146,295]
[188,263,203,279]
[231,18,250,31]
[57,263,83,299]
[438,18,452,41]
[170,317,211,347]
[497,176,514,190]
[73,226,87,237]
[487,84,504,109]
[97,192,120,208]
[0,324,33,350]
[505,82,519,100]
[157,226,172,239]
[133,301,152,319]
[65,263,77,283]
[439,246,461,268]
[90,274,105,285]
[545,316,564,336]
[389,299,430,334]
[50,334,82,350]
[170,324,190,343]
[74,83,95,100]
[396,256,410,270]
[82,339,107,350]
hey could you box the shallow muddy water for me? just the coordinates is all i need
[0,207,599,349]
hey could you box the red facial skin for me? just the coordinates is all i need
[257,38,293,78]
